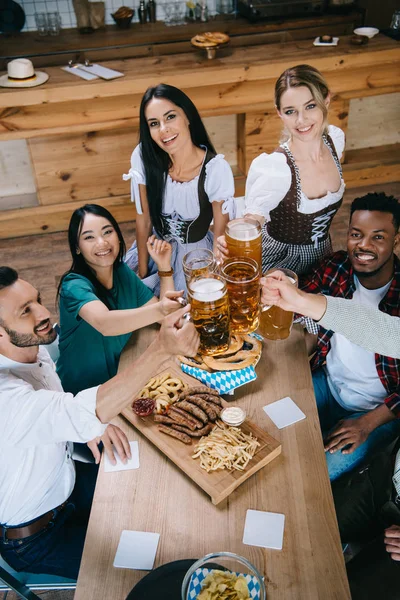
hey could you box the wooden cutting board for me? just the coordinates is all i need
[121,360,281,505]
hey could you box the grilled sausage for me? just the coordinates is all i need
[158,424,192,444]
[178,386,220,401]
[175,400,208,424]
[154,414,176,425]
[205,400,222,416]
[185,395,217,421]
[171,423,213,437]
[169,406,202,430]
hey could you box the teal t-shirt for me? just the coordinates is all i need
[56,262,154,395]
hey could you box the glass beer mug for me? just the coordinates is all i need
[259,268,298,340]
[225,217,262,270]
[220,257,260,334]
[183,248,217,286]
[187,274,231,355]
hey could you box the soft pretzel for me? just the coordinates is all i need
[204,31,229,45]
[191,34,218,48]
[202,334,262,371]
[178,354,212,372]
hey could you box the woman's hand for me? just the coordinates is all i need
[159,290,185,317]
[147,235,172,271]
[214,234,229,263]
[87,424,132,465]
[158,304,200,357]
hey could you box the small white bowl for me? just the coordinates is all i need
[354,27,379,38]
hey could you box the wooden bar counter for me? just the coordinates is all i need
[0,33,399,238]
[74,325,351,600]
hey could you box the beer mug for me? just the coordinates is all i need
[259,268,298,340]
[183,248,217,285]
[187,274,231,355]
[220,257,260,334]
[225,217,262,269]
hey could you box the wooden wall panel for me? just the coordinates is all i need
[203,115,237,166]
[28,128,139,206]
[243,98,350,173]
[346,93,400,150]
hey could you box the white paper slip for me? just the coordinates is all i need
[114,530,160,570]
[263,396,306,429]
[77,63,125,80]
[104,441,139,472]
[61,66,99,80]
[243,509,285,550]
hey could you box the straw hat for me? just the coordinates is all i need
[0,58,49,88]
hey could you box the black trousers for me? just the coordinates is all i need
[332,449,400,600]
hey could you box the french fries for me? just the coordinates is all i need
[137,373,188,414]
[192,422,260,472]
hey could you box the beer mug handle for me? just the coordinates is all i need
[175,295,192,323]
[260,304,272,312]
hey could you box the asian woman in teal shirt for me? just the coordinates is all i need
[57,204,182,396]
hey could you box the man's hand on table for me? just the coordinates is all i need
[323,415,373,455]
[87,424,132,465]
[385,526,400,561]
[158,304,200,357]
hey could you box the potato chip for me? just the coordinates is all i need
[197,570,250,600]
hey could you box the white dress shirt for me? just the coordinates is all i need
[0,346,107,526]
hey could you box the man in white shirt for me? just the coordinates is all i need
[0,266,199,579]
[300,192,400,481]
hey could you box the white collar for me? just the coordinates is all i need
[0,346,50,371]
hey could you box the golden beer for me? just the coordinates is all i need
[188,275,231,356]
[221,258,260,334]
[225,218,262,269]
[183,248,217,286]
[259,269,298,340]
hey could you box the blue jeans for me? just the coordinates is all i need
[0,461,98,580]
[312,368,400,482]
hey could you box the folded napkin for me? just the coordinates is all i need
[188,567,261,599]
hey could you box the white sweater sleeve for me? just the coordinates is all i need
[319,296,400,359]
[244,152,291,222]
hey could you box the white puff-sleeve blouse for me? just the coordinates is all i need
[123,145,236,220]
[245,125,345,222]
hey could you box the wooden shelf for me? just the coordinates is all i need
[0,10,363,68]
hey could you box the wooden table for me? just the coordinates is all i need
[75,324,350,599]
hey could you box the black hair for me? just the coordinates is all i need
[0,266,18,291]
[350,192,400,231]
[139,83,216,237]
[57,204,126,307]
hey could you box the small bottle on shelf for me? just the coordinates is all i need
[147,0,156,23]
[138,0,147,23]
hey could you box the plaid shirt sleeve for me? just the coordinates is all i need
[385,393,400,418]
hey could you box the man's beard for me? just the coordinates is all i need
[4,320,57,347]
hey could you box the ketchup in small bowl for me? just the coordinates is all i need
[132,398,155,417]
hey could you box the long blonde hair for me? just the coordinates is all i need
[275,64,330,143]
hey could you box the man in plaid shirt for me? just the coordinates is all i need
[301,192,400,481]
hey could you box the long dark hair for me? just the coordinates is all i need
[57,204,126,308]
[139,83,216,237]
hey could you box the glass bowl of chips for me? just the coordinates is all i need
[181,551,266,600]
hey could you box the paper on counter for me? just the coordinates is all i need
[263,396,306,429]
[61,66,99,80]
[77,63,125,80]
[114,530,160,570]
[104,440,139,472]
[243,509,285,550]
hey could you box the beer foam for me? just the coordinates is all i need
[228,221,260,241]
[190,278,225,302]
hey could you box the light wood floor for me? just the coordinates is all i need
[0,182,398,600]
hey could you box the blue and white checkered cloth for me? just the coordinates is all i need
[180,333,262,395]
[181,363,256,395]
[188,567,261,599]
